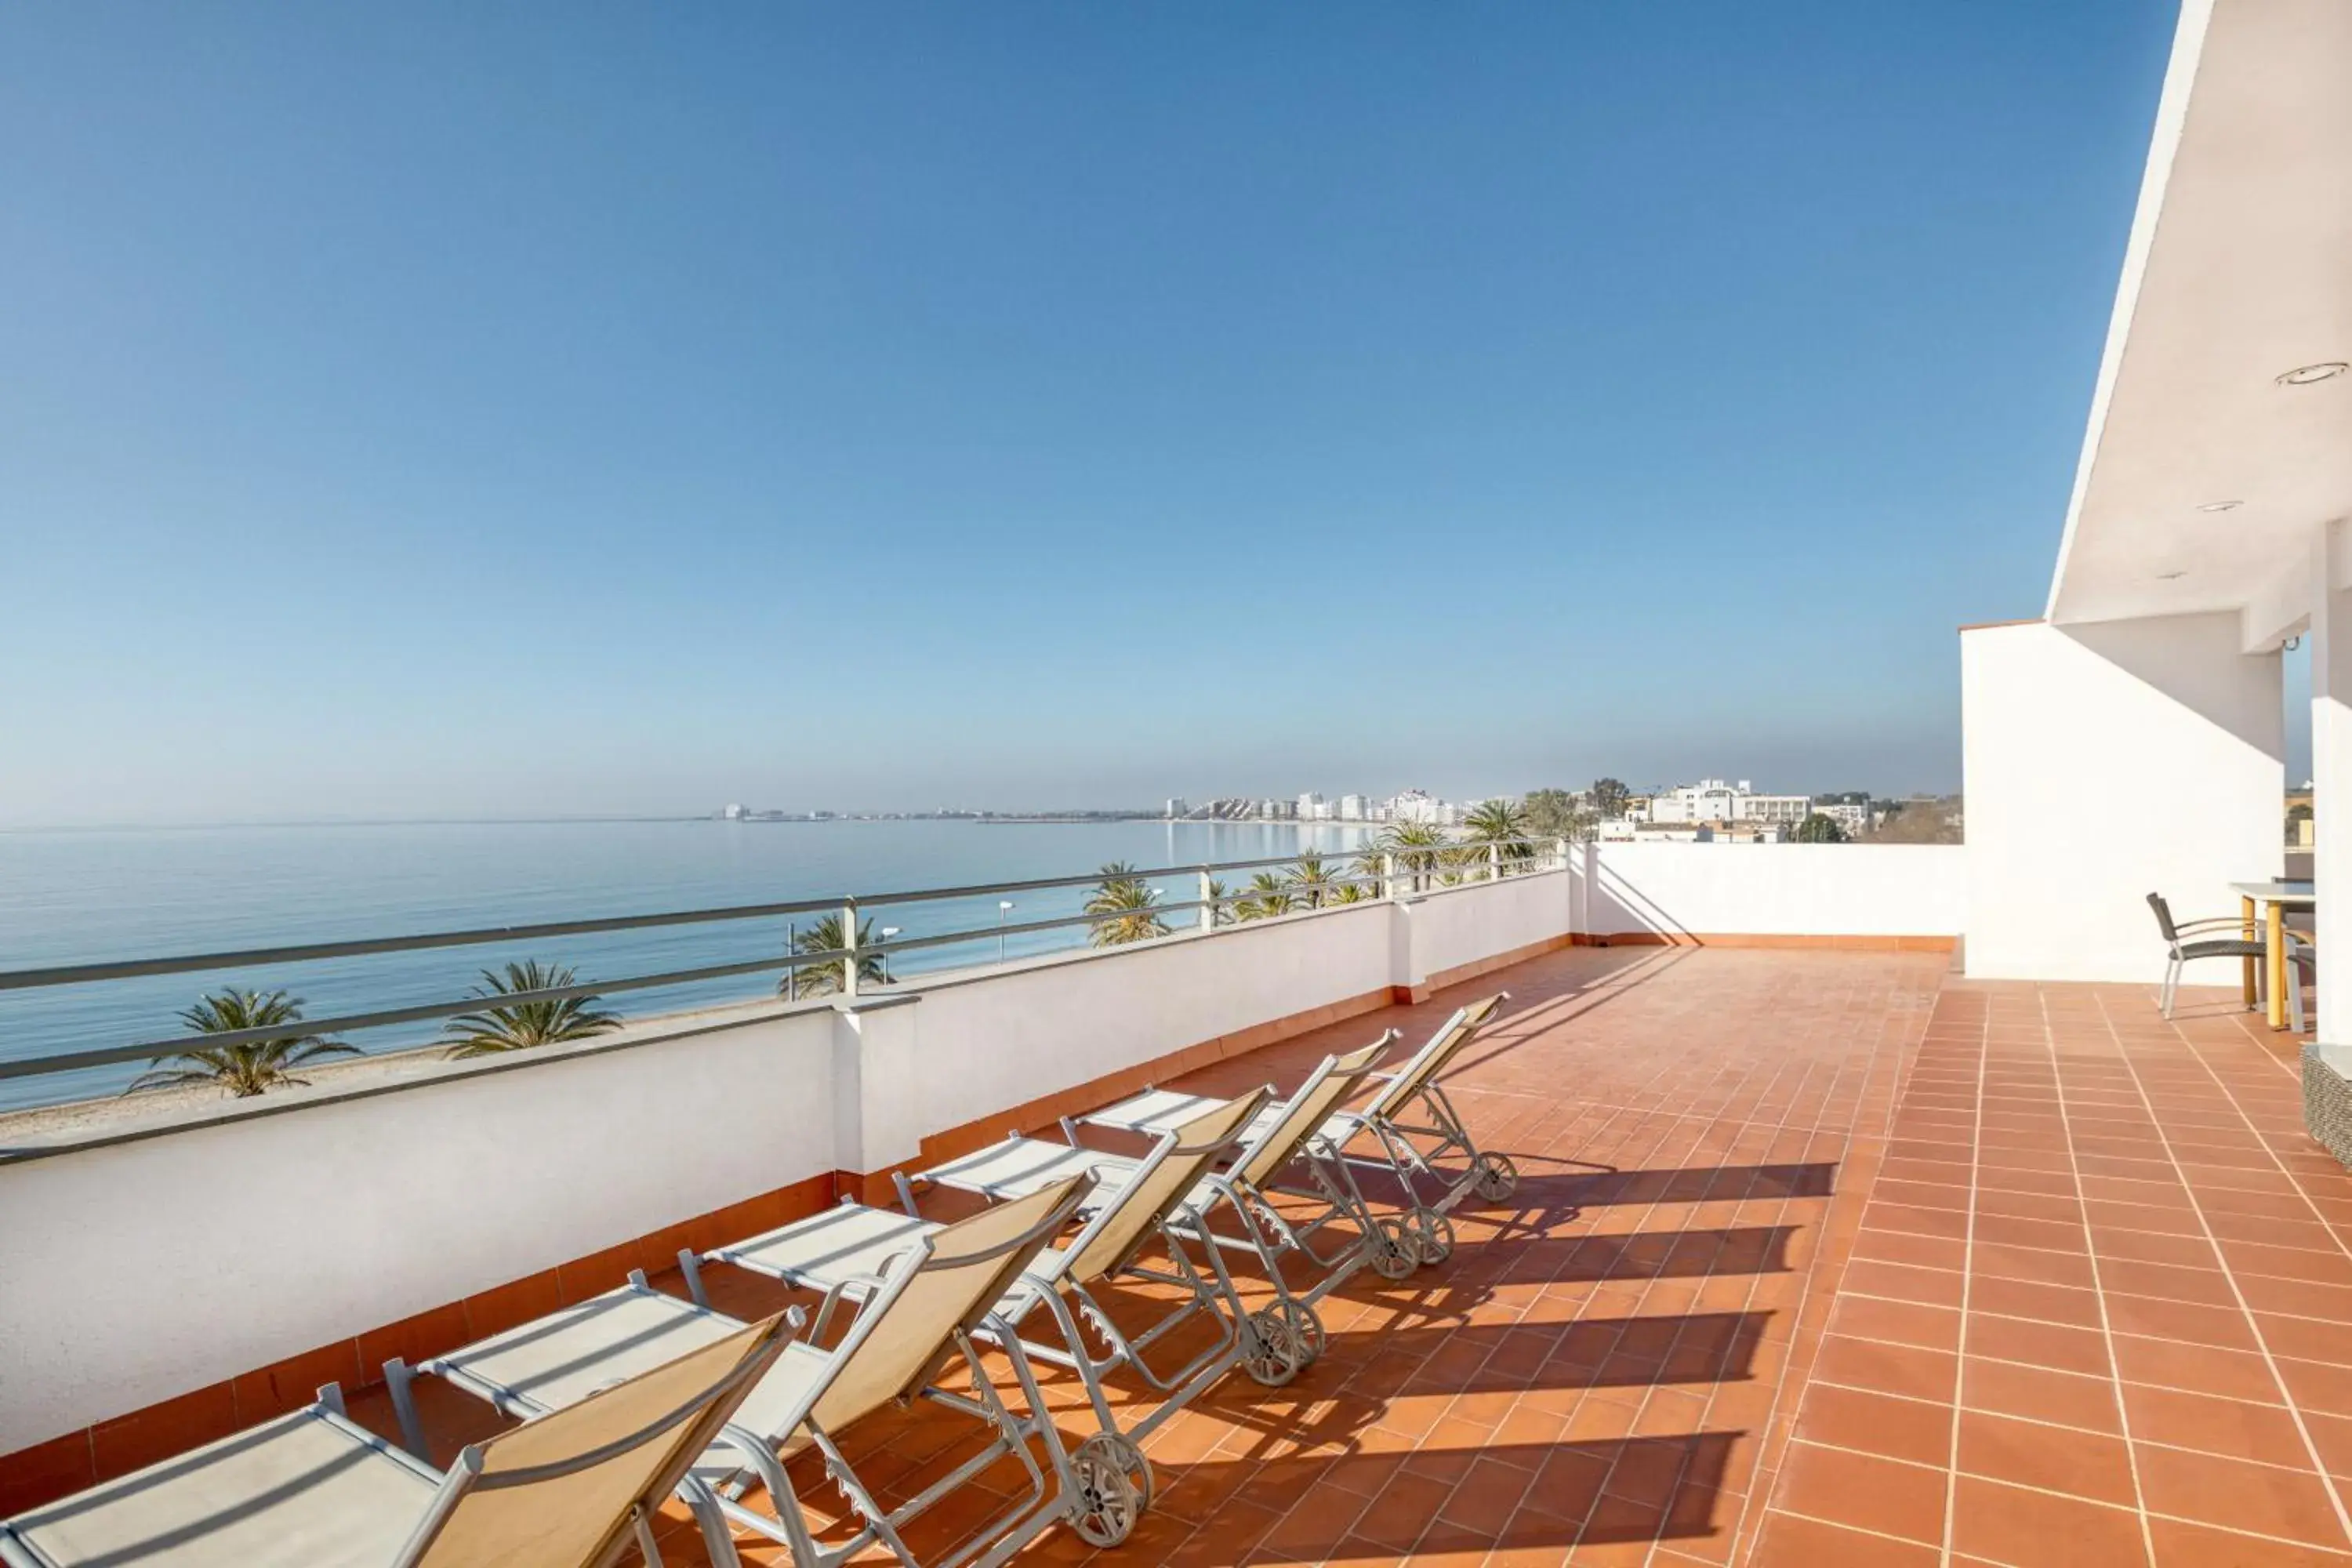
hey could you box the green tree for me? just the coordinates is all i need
[1290,852,1338,909]
[1086,863,1171,946]
[781,914,892,997]
[1590,778,1632,818]
[1522,788,1594,842]
[441,960,622,1057]
[1379,822,1449,892]
[129,988,358,1097]
[1463,799,1536,869]
[1234,870,1297,920]
[1793,812,1849,844]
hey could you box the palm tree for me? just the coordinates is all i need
[1234,870,1297,921]
[1464,799,1537,873]
[440,961,622,1058]
[1348,847,1391,900]
[1205,877,1236,926]
[1290,852,1344,909]
[1378,822,1449,892]
[1086,863,1171,946]
[128,989,357,1097]
[781,914,892,997]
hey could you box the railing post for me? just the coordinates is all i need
[841,900,860,997]
[1489,841,1501,881]
[1198,868,1216,931]
[1382,852,1398,902]
[1555,836,1570,872]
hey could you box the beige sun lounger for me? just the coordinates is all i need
[1082,996,1517,1265]
[1080,1033,1417,1303]
[395,1177,1119,1568]
[0,1313,795,1568]
[695,1090,1286,1518]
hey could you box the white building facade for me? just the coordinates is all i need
[1647,779,1812,827]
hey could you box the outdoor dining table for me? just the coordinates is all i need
[2231,879,2314,1030]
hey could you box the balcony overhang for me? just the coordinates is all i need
[2044,0,2352,648]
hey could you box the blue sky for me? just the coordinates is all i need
[1,5,2182,824]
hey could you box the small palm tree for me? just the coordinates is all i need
[1086,863,1171,946]
[1290,853,1338,910]
[129,989,357,1097]
[1234,870,1297,921]
[1348,847,1391,899]
[1464,799,1536,870]
[782,915,892,997]
[1378,822,1449,892]
[1206,877,1236,927]
[440,961,622,1058]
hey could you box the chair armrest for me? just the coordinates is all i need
[2172,916,2259,934]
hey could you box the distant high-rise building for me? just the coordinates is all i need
[1259,798,1284,820]
[1165,797,1189,820]
[723,804,746,820]
[1338,794,1367,821]
[1389,789,1441,825]
[1297,791,1324,819]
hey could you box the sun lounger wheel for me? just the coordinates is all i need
[1265,1296,1326,1364]
[1403,1207,1456,1267]
[1243,1304,1308,1386]
[1069,1432,1149,1546]
[1472,1153,1519,1203]
[1370,1217,1418,1279]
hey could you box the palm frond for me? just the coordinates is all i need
[439,961,622,1058]
[126,989,356,1098]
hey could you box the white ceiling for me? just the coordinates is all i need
[2043,0,2352,641]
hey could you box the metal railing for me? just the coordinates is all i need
[0,836,1568,1089]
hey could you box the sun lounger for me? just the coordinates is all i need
[1075,996,1515,1267]
[0,1312,795,1568]
[392,1177,1120,1567]
[692,1091,1287,1519]
[1080,1032,1418,1319]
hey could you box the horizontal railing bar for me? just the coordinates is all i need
[0,949,851,1082]
[0,898,855,993]
[0,838,1558,993]
[0,844,1567,1083]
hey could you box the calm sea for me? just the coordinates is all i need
[0,818,1377,1110]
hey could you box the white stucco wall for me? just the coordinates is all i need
[1962,615,2284,982]
[1407,872,1577,978]
[1581,843,1965,939]
[0,1007,840,1455]
[885,900,1402,1171]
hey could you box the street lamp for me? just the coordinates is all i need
[879,927,902,985]
[997,901,1014,964]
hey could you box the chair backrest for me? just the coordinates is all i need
[397,1312,794,1568]
[805,1174,1090,1437]
[1366,993,1507,1119]
[1232,1033,1396,1189]
[1065,1087,1272,1283]
[2147,891,2180,943]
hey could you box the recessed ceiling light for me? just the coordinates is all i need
[2197,500,2244,513]
[2157,570,2187,580]
[2278,361,2348,386]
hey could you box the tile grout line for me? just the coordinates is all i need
[2033,985,2159,1566]
[1936,997,1989,1568]
[2093,985,2352,1551]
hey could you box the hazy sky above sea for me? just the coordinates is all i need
[2,5,2194,825]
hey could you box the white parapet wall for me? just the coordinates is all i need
[1580,843,1965,944]
[0,1005,843,1457]
[1962,616,2284,982]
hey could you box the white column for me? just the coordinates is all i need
[2314,521,2352,1044]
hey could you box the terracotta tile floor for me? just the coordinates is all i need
[350,945,2352,1566]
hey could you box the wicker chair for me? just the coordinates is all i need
[2148,891,2310,1030]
